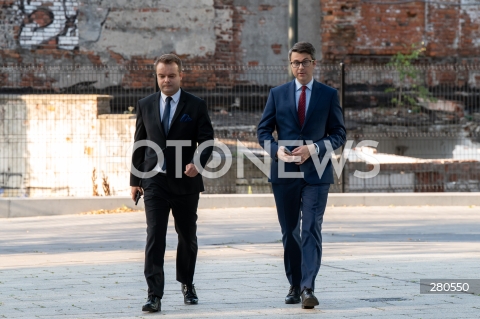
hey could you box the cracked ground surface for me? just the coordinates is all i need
[1,206,479,318]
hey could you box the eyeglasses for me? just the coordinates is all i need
[290,60,315,68]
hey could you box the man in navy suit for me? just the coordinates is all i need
[130,54,214,312]
[257,42,346,309]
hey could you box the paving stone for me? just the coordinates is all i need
[0,206,479,318]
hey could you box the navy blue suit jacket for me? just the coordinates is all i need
[257,80,346,184]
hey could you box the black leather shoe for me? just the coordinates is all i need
[285,285,301,304]
[142,295,161,312]
[301,288,319,309]
[181,284,198,305]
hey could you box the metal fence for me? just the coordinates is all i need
[1,63,479,197]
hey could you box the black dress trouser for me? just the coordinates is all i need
[142,174,199,298]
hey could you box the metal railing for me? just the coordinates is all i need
[1,63,479,196]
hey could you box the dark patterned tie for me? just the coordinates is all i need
[161,96,172,171]
[298,85,307,127]
[162,96,172,136]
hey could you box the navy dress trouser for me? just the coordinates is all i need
[272,180,330,291]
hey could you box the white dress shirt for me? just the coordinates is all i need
[153,88,181,173]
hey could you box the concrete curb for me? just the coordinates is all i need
[1,193,479,218]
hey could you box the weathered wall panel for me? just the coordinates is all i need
[2,0,480,65]
[0,94,116,197]
[321,0,480,62]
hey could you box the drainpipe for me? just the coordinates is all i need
[288,0,298,80]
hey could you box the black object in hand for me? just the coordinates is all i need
[135,191,141,205]
[283,147,293,155]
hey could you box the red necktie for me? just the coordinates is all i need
[298,85,306,126]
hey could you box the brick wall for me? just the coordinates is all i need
[1,0,480,89]
[322,0,480,63]
[2,0,480,65]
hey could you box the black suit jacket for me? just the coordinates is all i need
[130,89,214,195]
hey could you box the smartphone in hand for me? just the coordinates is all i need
[135,191,141,205]
[283,147,293,155]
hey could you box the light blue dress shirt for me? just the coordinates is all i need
[294,78,319,154]
[295,78,313,112]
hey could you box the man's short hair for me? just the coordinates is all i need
[154,54,183,72]
[288,42,316,61]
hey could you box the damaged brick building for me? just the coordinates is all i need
[1,0,480,195]
[1,0,480,66]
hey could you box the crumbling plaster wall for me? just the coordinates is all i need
[1,0,223,65]
[79,0,217,63]
[0,0,321,67]
[235,0,321,66]
[3,0,480,66]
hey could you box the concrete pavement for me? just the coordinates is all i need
[0,206,479,318]
[3,193,480,217]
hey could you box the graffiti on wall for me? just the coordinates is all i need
[14,0,79,50]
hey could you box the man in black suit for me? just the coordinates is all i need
[130,54,214,313]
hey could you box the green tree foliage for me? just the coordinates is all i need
[386,43,435,111]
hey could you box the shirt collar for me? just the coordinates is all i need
[295,78,314,91]
[161,88,181,104]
